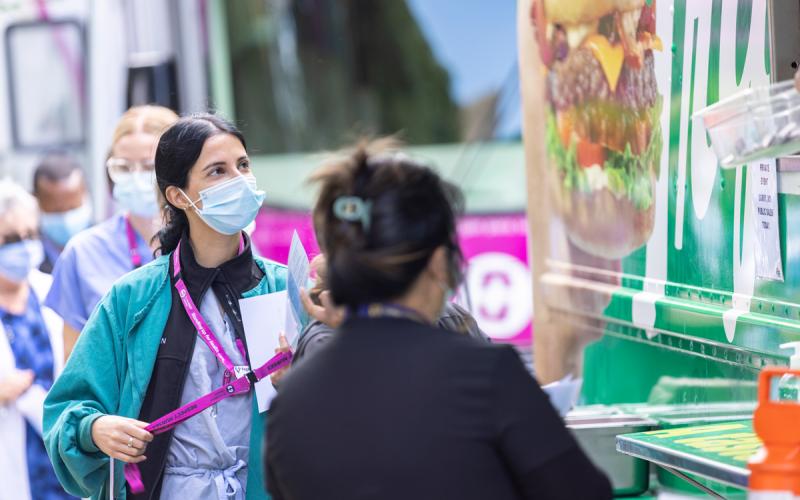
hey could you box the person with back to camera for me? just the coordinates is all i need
[43,114,288,500]
[265,139,612,500]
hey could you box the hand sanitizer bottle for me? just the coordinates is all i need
[749,362,800,499]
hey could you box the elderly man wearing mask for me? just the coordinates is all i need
[0,179,70,500]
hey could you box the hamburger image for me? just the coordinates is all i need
[531,0,663,259]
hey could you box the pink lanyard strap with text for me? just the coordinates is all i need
[124,350,292,494]
[124,216,142,269]
[126,236,285,495]
[171,239,247,381]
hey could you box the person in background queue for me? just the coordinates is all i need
[44,114,286,500]
[45,105,179,360]
[265,139,612,500]
[0,180,73,500]
[32,154,92,274]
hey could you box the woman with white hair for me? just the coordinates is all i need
[0,179,70,500]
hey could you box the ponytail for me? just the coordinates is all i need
[154,204,189,255]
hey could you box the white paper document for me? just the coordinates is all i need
[749,158,784,281]
[240,290,299,412]
[286,231,310,338]
[542,374,583,417]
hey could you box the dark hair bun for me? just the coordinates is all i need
[310,138,464,307]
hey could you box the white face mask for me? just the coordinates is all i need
[180,175,266,235]
[437,280,455,319]
[244,219,256,236]
[113,172,159,217]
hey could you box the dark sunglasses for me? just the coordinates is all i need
[0,231,39,246]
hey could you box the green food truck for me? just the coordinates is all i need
[520,0,800,496]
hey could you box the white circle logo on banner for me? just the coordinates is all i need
[466,252,532,339]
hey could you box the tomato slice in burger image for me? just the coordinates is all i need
[531,0,663,259]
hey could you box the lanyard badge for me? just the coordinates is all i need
[126,238,290,496]
[125,350,292,495]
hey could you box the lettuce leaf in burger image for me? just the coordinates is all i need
[532,0,664,259]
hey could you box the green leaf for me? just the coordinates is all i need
[606,167,628,196]
[546,112,589,193]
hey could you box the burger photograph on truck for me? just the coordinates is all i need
[531,0,664,259]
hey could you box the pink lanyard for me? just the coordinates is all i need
[172,239,246,385]
[125,237,290,495]
[124,216,143,268]
[124,350,292,494]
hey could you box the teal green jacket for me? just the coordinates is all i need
[43,254,287,500]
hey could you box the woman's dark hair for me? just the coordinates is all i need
[153,113,246,254]
[310,138,464,307]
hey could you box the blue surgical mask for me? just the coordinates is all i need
[180,175,265,235]
[113,172,159,217]
[0,240,44,283]
[40,203,93,247]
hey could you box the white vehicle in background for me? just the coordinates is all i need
[0,0,209,216]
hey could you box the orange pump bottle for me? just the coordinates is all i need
[748,367,800,499]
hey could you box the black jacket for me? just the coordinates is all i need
[266,316,611,500]
[294,302,491,364]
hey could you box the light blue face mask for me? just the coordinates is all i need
[40,203,93,247]
[438,283,455,318]
[113,172,159,217]
[437,250,461,318]
[181,175,266,235]
[0,240,44,283]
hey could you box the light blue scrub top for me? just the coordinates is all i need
[161,291,252,500]
[44,212,152,332]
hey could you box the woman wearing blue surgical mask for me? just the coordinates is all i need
[45,106,179,361]
[44,114,287,500]
[0,180,73,500]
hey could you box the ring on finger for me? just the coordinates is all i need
[127,436,134,449]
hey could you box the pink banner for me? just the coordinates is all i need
[253,209,320,264]
[253,209,532,346]
[457,215,532,346]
